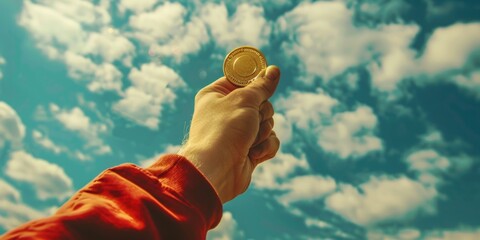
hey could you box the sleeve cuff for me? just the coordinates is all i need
[144,154,223,229]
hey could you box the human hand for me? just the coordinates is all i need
[178,66,281,203]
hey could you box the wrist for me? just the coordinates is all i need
[178,143,229,203]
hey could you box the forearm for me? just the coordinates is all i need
[1,155,222,240]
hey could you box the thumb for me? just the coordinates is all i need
[245,65,280,105]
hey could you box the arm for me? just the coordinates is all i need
[1,155,222,240]
[1,66,281,239]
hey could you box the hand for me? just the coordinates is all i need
[178,66,281,203]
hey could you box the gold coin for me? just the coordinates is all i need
[223,46,267,87]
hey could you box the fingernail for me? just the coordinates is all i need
[265,66,279,81]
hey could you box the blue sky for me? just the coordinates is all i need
[0,0,479,239]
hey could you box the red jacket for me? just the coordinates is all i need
[1,154,223,240]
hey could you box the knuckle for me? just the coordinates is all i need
[194,90,206,102]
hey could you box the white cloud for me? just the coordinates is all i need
[252,151,309,190]
[305,218,332,229]
[406,149,474,185]
[275,90,338,130]
[453,70,480,99]
[129,2,209,61]
[32,130,63,154]
[64,52,123,93]
[367,228,421,240]
[129,2,186,44]
[421,129,444,144]
[0,179,21,202]
[0,199,46,231]
[207,212,244,240]
[0,179,53,231]
[53,106,92,132]
[113,63,186,130]
[32,129,93,161]
[19,1,86,57]
[317,106,382,159]
[368,22,480,95]
[5,151,74,201]
[278,1,419,89]
[139,144,182,168]
[118,0,157,14]
[82,29,135,64]
[325,176,438,226]
[50,104,111,155]
[278,2,479,98]
[277,175,337,205]
[0,102,25,150]
[421,23,480,74]
[19,0,133,94]
[406,150,450,173]
[276,91,382,159]
[272,113,293,145]
[200,3,271,50]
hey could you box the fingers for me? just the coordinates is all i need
[253,117,274,146]
[259,101,274,122]
[249,131,280,166]
[196,76,239,100]
[245,66,280,105]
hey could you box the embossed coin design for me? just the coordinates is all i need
[223,46,267,87]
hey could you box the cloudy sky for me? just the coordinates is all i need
[0,0,479,239]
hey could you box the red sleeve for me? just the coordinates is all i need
[0,154,223,240]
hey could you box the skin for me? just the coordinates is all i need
[178,66,281,203]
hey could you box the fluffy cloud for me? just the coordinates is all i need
[64,52,123,93]
[129,2,188,44]
[0,179,21,202]
[0,199,46,231]
[0,179,52,231]
[207,212,244,240]
[129,2,270,60]
[252,151,309,190]
[421,23,480,74]
[405,149,450,185]
[367,228,421,240]
[4,151,74,201]
[406,149,474,186]
[50,104,111,155]
[200,3,270,50]
[0,102,25,150]
[453,71,480,99]
[325,176,438,226]
[276,90,382,159]
[113,63,186,130]
[317,106,382,159]
[32,130,63,154]
[272,113,293,145]
[278,1,419,90]
[277,175,337,205]
[278,2,480,97]
[19,0,133,94]
[128,2,208,61]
